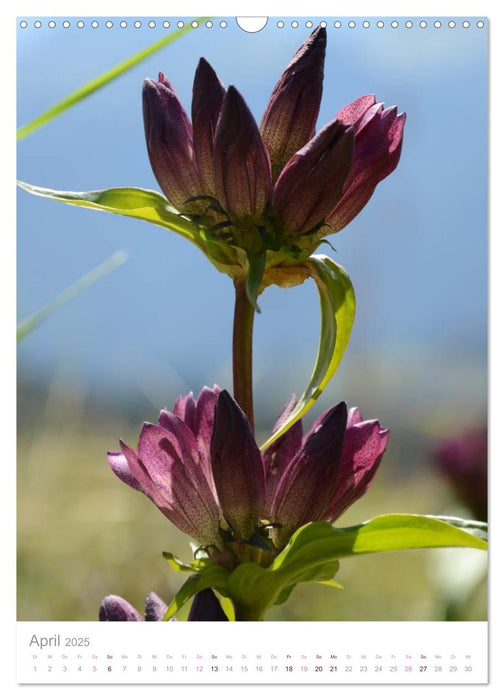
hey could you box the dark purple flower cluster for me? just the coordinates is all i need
[108,387,388,559]
[143,27,405,260]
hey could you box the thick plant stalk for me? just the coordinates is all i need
[232,280,256,430]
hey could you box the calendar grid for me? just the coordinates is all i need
[17,621,488,684]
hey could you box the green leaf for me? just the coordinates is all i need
[272,515,488,575]
[245,252,266,312]
[227,514,486,619]
[216,594,236,622]
[272,561,342,605]
[162,551,201,573]
[17,19,209,140]
[262,254,355,449]
[17,182,200,242]
[226,563,288,620]
[227,558,341,620]
[272,584,297,607]
[273,577,343,607]
[427,515,488,541]
[162,565,231,620]
[17,250,128,342]
[315,579,344,590]
[164,516,486,621]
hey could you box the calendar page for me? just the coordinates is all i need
[15,2,489,689]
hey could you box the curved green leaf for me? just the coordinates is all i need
[17,250,127,342]
[261,254,355,449]
[427,515,488,541]
[17,19,209,140]
[162,564,230,620]
[246,251,266,312]
[226,563,291,620]
[274,577,344,607]
[162,551,201,573]
[17,182,200,242]
[216,594,236,622]
[162,515,486,621]
[227,558,341,621]
[273,515,488,575]
[315,579,344,590]
[228,514,487,619]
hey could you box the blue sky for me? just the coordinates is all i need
[17,17,487,423]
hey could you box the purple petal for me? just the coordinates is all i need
[326,104,406,232]
[263,395,303,512]
[118,440,160,494]
[99,595,143,622]
[336,94,376,127]
[305,405,363,441]
[115,439,188,521]
[145,592,168,621]
[170,386,220,490]
[142,76,203,211]
[322,419,389,522]
[213,86,272,220]
[192,58,226,195]
[107,450,144,492]
[192,385,221,448]
[171,392,197,431]
[271,402,348,548]
[347,407,363,428]
[137,421,220,545]
[260,26,326,172]
[145,415,200,472]
[210,390,265,540]
[272,120,354,236]
[187,589,229,621]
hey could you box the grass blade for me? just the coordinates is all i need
[17,18,209,140]
[17,250,128,341]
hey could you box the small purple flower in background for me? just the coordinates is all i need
[142,26,405,284]
[108,386,388,562]
[99,589,228,622]
[433,428,487,522]
[99,592,169,621]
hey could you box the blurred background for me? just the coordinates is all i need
[17,16,487,621]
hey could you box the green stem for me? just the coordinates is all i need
[232,280,256,430]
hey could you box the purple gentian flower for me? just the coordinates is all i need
[99,592,169,621]
[142,26,405,272]
[108,386,388,559]
[433,428,487,522]
[99,589,228,621]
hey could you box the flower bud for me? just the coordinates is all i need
[192,58,226,195]
[272,120,354,236]
[210,390,266,540]
[99,595,143,621]
[271,402,348,547]
[145,592,169,621]
[213,86,272,221]
[142,75,203,211]
[260,26,326,172]
[326,98,406,232]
